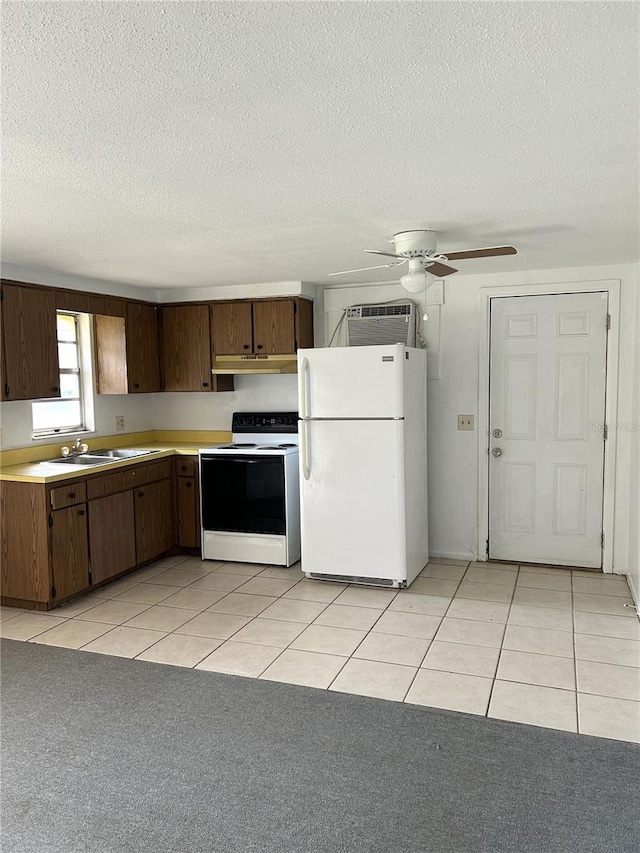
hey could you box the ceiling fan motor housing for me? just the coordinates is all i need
[393,230,437,256]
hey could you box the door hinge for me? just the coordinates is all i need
[486,538,489,553]
[603,424,608,440]
[601,531,605,548]
[51,585,56,598]
[4,384,9,397]
[0,288,3,302]
[48,513,54,528]
[606,314,611,330]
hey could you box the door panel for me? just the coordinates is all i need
[134,479,173,564]
[1,284,60,401]
[126,303,160,392]
[300,419,406,579]
[210,302,253,354]
[252,300,295,353]
[161,304,212,391]
[51,505,90,600]
[88,491,136,584]
[298,345,405,419]
[489,292,607,567]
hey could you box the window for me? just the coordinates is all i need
[32,312,92,437]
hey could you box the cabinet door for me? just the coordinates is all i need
[210,302,253,355]
[252,300,296,354]
[88,491,137,585]
[126,303,160,392]
[176,476,200,548]
[161,305,212,391]
[1,283,60,401]
[134,479,174,564]
[51,505,90,601]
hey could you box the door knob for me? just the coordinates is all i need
[492,428,503,438]
[492,447,503,457]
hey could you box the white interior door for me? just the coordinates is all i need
[489,292,608,568]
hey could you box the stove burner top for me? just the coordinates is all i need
[279,443,296,448]
[227,443,257,448]
[258,446,285,450]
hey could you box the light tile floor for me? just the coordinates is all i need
[2,556,639,743]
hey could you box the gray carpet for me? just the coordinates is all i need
[1,639,638,853]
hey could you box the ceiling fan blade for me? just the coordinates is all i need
[424,261,458,277]
[364,249,406,259]
[444,246,517,261]
[328,260,406,276]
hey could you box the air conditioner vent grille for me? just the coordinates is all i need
[346,303,416,347]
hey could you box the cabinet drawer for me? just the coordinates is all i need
[175,457,196,477]
[144,460,172,484]
[87,467,143,499]
[50,482,87,509]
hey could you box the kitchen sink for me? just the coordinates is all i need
[47,455,113,466]
[89,449,160,459]
[44,449,161,466]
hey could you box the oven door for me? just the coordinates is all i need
[200,454,286,535]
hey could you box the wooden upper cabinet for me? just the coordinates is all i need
[252,300,296,354]
[210,301,253,355]
[95,303,160,394]
[161,304,213,391]
[210,298,313,357]
[1,283,60,401]
[126,303,160,393]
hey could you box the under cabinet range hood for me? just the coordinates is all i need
[211,354,298,375]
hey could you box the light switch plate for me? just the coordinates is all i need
[458,414,474,431]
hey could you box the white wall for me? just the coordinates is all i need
[323,263,639,572]
[0,394,154,450]
[151,375,299,431]
[627,273,640,608]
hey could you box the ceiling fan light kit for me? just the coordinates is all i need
[330,230,518,290]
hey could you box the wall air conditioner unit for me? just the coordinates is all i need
[346,303,417,347]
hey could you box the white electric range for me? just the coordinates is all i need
[199,412,300,567]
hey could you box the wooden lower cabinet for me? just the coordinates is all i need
[134,478,173,564]
[88,491,136,585]
[176,476,199,548]
[50,504,90,600]
[1,457,182,610]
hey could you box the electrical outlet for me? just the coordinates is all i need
[115,415,125,431]
[458,414,474,431]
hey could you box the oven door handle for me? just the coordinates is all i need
[300,420,311,481]
[299,357,310,420]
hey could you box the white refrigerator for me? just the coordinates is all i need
[297,343,428,587]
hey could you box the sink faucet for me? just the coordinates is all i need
[62,438,88,456]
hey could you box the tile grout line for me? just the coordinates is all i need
[484,564,520,718]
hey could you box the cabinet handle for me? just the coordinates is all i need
[69,492,75,498]
[243,344,250,350]
[185,482,192,488]
[78,509,85,516]
[256,344,263,350]
[52,386,60,393]
[181,465,187,471]
[202,381,209,388]
[138,491,144,497]
[134,383,140,389]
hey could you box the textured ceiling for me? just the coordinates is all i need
[2,1,638,290]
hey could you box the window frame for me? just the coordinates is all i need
[31,311,89,438]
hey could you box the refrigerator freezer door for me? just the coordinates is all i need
[298,345,405,419]
[300,418,408,582]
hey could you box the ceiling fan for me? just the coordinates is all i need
[330,230,517,292]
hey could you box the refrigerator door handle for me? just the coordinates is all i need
[300,419,311,480]
[299,357,310,420]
